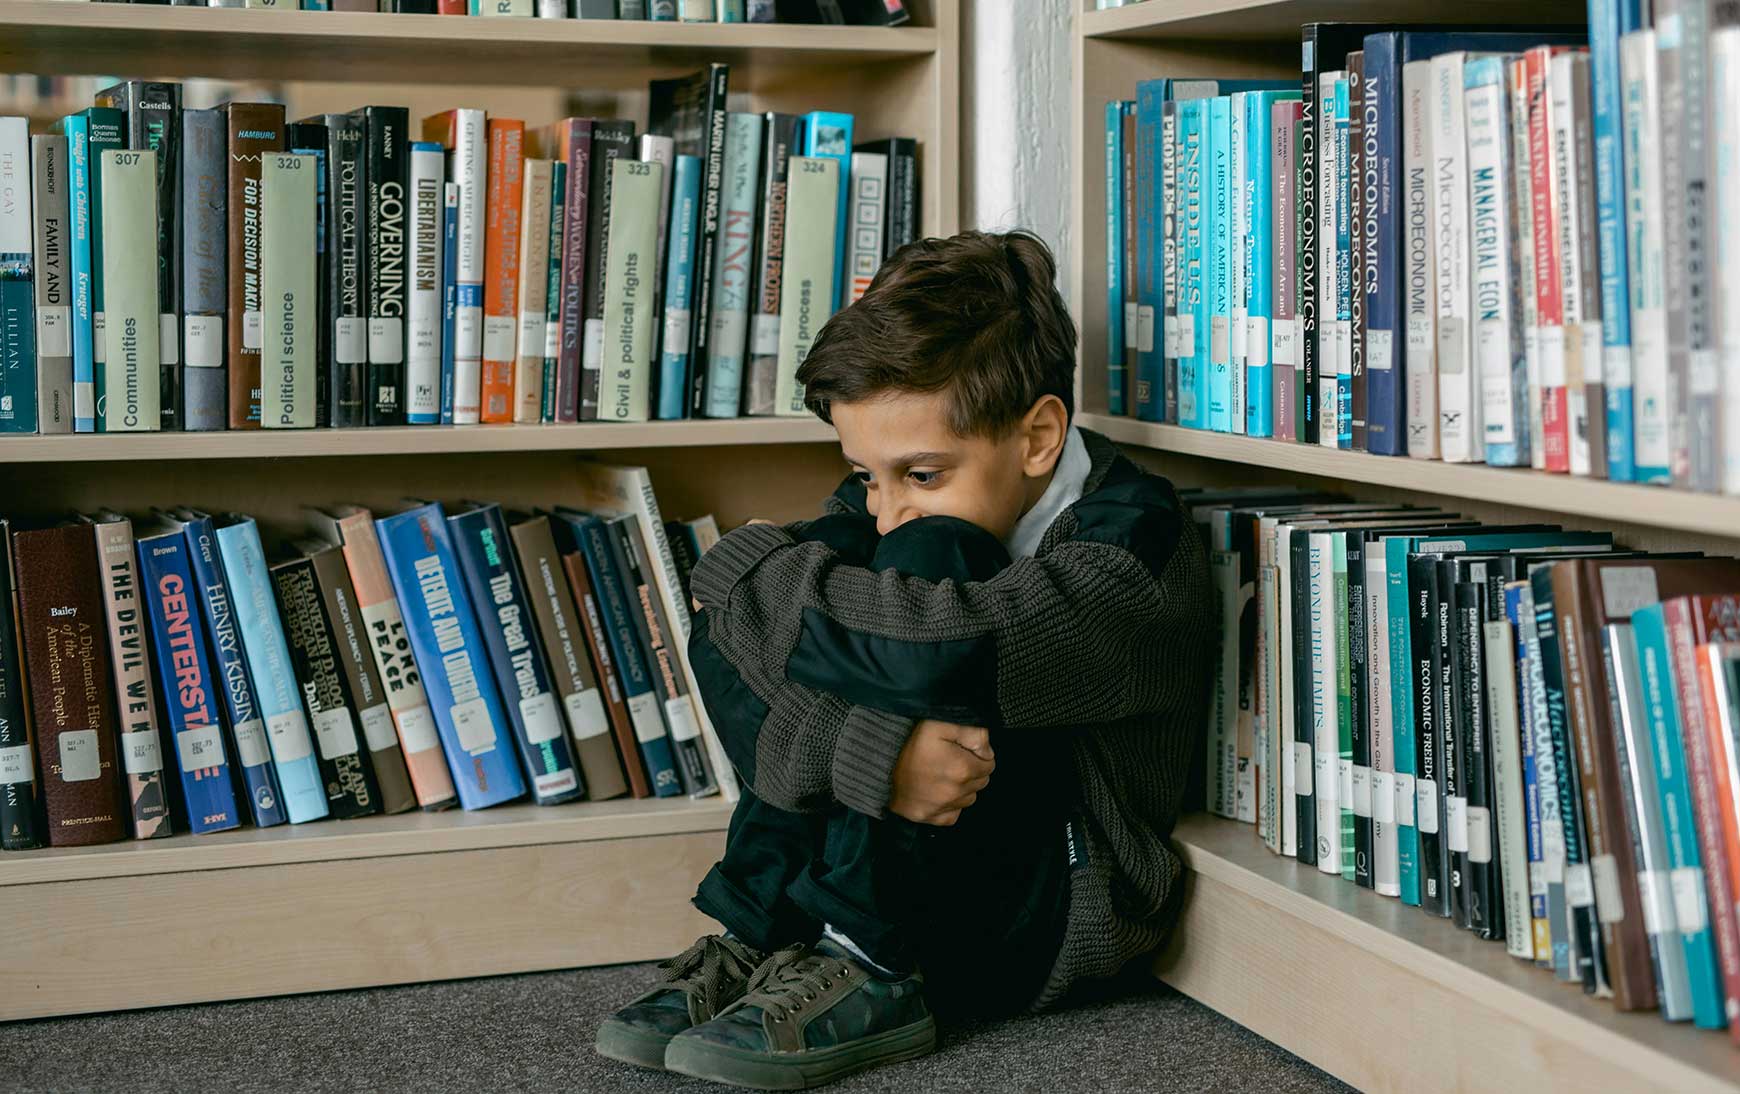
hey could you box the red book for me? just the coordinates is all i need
[480,118,525,424]
[438,0,466,10]
[1526,46,1570,472]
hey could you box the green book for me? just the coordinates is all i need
[1334,533,1353,881]
[98,149,161,432]
[262,153,317,429]
[774,156,840,417]
[86,107,124,429]
[601,157,663,424]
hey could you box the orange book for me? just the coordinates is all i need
[1692,635,1740,1047]
[480,118,525,424]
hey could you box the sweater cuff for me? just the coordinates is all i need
[831,706,914,819]
[690,522,795,611]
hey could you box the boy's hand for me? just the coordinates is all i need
[887,720,994,827]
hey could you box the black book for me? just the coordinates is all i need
[94,80,182,431]
[1408,551,1449,916]
[855,136,918,258]
[316,113,369,428]
[577,0,615,13]
[1428,556,1474,928]
[578,120,636,421]
[1452,564,1499,939]
[743,112,803,416]
[364,106,409,426]
[286,120,332,428]
[392,0,438,9]
[1288,524,1317,865]
[649,64,730,417]
[0,521,43,850]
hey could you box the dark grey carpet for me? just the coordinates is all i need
[4,963,1350,1093]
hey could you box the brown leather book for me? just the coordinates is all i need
[509,513,629,802]
[562,551,650,799]
[299,540,417,815]
[13,525,128,846]
[1551,557,1740,1010]
[224,102,286,429]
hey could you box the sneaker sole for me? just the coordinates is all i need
[664,1016,938,1090]
[595,1019,676,1072]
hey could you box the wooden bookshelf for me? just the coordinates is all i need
[0,0,955,1022]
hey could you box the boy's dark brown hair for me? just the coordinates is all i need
[796,229,1077,437]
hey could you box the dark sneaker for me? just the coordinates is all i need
[595,934,767,1071]
[664,939,936,1090]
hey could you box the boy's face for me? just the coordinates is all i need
[833,390,1068,541]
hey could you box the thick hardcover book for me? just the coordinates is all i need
[180,111,227,432]
[133,524,243,836]
[509,513,629,801]
[271,553,381,820]
[30,134,72,435]
[658,154,703,420]
[0,119,34,437]
[224,103,285,429]
[94,80,182,431]
[578,120,636,420]
[1133,85,1161,421]
[364,106,410,426]
[1620,30,1672,482]
[700,112,764,418]
[407,141,445,424]
[857,135,917,257]
[843,148,887,307]
[301,542,416,815]
[551,117,593,423]
[600,157,664,422]
[375,503,527,811]
[422,108,486,423]
[478,118,526,423]
[0,521,43,849]
[88,515,173,838]
[304,505,457,810]
[562,549,652,797]
[213,515,329,824]
[314,112,368,428]
[741,114,798,413]
[447,504,585,804]
[773,157,839,416]
[99,150,162,433]
[542,160,565,422]
[261,153,317,428]
[165,509,285,829]
[512,157,553,423]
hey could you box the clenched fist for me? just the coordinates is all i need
[888,719,995,827]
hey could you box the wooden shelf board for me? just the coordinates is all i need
[1079,413,1740,539]
[1079,0,1587,42]
[0,418,838,463]
[0,794,734,887]
[1166,815,1740,1092]
[0,2,938,84]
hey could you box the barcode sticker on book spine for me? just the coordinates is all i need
[518,311,546,358]
[1351,764,1373,816]
[627,691,665,744]
[266,710,314,764]
[1124,303,1139,348]
[1637,869,1675,936]
[0,744,33,783]
[335,317,367,364]
[233,718,271,768]
[59,729,101,781]
[451,697,497,755]
[121,730,163,775]
[176,724,226,771]
[1565,861,1595,907]
[1395,772,1416,826]
[665,308,693,353]
[369,317,404,364]
[1372,770,1395,824]
[243,310,262,351]
[1466,805,1492,863]
[1137,305,1156,354]
[1445,795,1469,852]
[313,708,359,761]
[582,317,605,372]
[750,312,779,356]
[519,692,563,745]
[563,688,609,741]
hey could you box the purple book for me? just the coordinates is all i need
[555,118,593,423]
[1273,100,1301,443]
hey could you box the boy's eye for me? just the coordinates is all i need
[852,470,874,486]
[907,470,940,486]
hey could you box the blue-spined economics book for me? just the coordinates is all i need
[375,503,526,811]
[1205,95,1233,434]
[62,113,95,433]
[446,502,584,805]
[802,111,854,311]
[1177,97,1207,429]
[134,524,242,835]
[214,514,329,824]
[1133,83,1164,421]
[658,154,701,421]
[440,180,459,425]
[1591,0,1640,481]
[1505,582,1548,959]
[171,508,286,829]
[550,508,683,797]
[1332,77,1352,449]
[1245,90,1298,437]
[1105,99,1128,416]
[1631,603,1727,1029]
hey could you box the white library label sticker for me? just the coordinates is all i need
[1638,869,1675,936]
[243,310,262,351]
[1293,740,1313,796]
[665,308,694,354]
[1565,862,1595,907]
[712,307,749,356]
[519,692,564,745]
[1415,778,1439,833]
[749,312,780,357]
[1164,310,1181,359]
[37,305,70,357]
[1395,772,1416,827]
[1591,854,1626,923]
[335,317,367,364]
[1466,805,1492,863]
[396,705,441,755]
[1372,770,1396,824]
[517,311,546,358]
[564,688,610,741]
[369,317,405,364]
[1537,324,1567,387]
[665,697,702,743]
[543,319,560,361]
[456,304,483,358]
[121,730,163,776]
[360,705,398,752]
[1124,303,1139,348]
[1272,318,1297,368]
[1603,344,1633,386]
[1136,305,1155,354]
[1247,317,1271,368]
[1367,328,1394,371]
[159,313,179,365]
[313,708,359,760]
[1351,764,1373,816]
[1177,311,1196,354]
[176,724,226,772]
[1671,867,1710,934]
[1581,321,1604,383]
[233,718,271,768]
[59,730,101,782]
[267,710,314,764]
[93,312,105,362]
[1445,795,1469,852]
[1210,315,1231,365]
[0,744,33,783]
[185,314,223,368]
[582,317,605,372]
[1600,567,1661,619]
[482,315,517,364]
[451,697,497,755]
[627,691,665,744]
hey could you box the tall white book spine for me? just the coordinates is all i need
[1621,30,1672,479]
[513,158,553,424]
[774,157,839,417]
[1229,92,1249,434]
[1404,59,1440,459]
[1431,52,1481,462]
[1714,28,1740,495]
[1309,531,1341,875]
[406,143,444,425]
[600,157,662,423]
[98,149,160,432]
[261,153,315,429]
[1466,57,1526,468]
[449,109,487,425]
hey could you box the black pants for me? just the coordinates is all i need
[693,515,1077,1019]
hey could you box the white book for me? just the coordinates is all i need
[601,158,663,423]
[31,133,73,434]
[1318,71,1341,449]
[1485,613,1534,959]
[1431,52,1483,462]
[1229,92,1248,434]
[1308,531,1341,874]
[1621,29,1672,476]
[514,158,553,424]
[446,109,487,425]
[1366,541,1399,896]
[1465,58,1526,466]
[98,149,160,433]
[1509,57,1545,471]
[1552,52,1600,478]
[638,133,676,322]
[774,157,839,416]
[844,150,888,307]
[1403,59,1440,459]
[261,153,316,429]
[406,143,444,425]
[1714,28,1740,495]
[481,0,534,13]
[537,0,566,15]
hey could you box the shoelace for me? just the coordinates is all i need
[656,934,765,1019]
[737,946,855,1024]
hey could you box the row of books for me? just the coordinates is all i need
[1190,484,1740,1036]
[0,461,736,852]
[0,65,920,433]
[54,0,910,21]
[1103,15,1740,494]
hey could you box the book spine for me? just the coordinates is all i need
[774,157,839,415]
[1590,0,1637,480]
[84,110,122,432]
[319,115,366,428]
[109,85,182,431]
[1106,101,1127,416]
[406,143,444,424]
[1365,544,1396,888]
[1431,54,1481,463]
[701,113,763,418]
[215,520,328,824]
[1719,29,1740,496]
[1228,94,1249,435]
[1530,570,1588,982]
[1273,101,1299,441]
[1437,565,1472,927]
[0,526,42,849]
[477,119,524,423]
[1467,59,1528,467]
[1365,42,1403,456]
[745,115,797,417]
[1622,30,1672,481]
[262,153,316,428]
[99,149,162,433]
[580,121,634,420]
[1119,106,1138,418]
[844,150,887,311]
[1557,53,1606,478]
[180,112,227,432]
[616,518,714,795]
[65,116,94,432]
[1332,77,1352,449]
[1316,73,1339,447]
[1487,606,1533,955]
[443,110,486,424]
[1299,36,1321,445]
[541,160,565,422]
[1511,583,1553,963]
[1245,94,1277,438]
[1207,546,1237,818]
[1384,541,1417,903]
[1690,637,1740,1046]
[375,504,527,810]
[600,158,663,421]
[512,158,552,423]
[1410,556,1448,915]
[1347,68,1365,452]
[1134,86,1161,422]
[554,118,593,423]
[1507,58,1543,472]
[1456,581,1496,937]
[1654,0,1694,488]
[1287,532,1315,864]
[0,119,33,437]
[1338,539,1362,881]
[29,135,71,434]
[365,107,409,426]
[441,182,459,424]
[801,109,852,319]
[92,521,172,838]
[683,70,731,415]
[1310,535,1342,874]
[660,155,702,420]
[226,104,284,429]
[1528,47,1570,473]
[1205,96,1232,434]
[1177,99,1205,429]
[563,550,652,797]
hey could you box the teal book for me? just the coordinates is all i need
[1244,90,1300,438]
[0,117,33,435]
[1334,533,1354,879]
[84,108,123,432]
[62,113,95,433]
[802,111,854,311]
[1332,78,1352,449]
[702,112,763,418]
[1104,99,1128,416]
[1205,96,1233,433]
[542,161,564,423]
[1176,98,1206,429]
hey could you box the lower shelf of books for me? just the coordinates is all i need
[0,794,731,1021]
[1160,813,1740,1093]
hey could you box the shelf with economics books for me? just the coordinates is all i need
[1079,0,1586,42]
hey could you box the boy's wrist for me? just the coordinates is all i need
[831,706,915,819]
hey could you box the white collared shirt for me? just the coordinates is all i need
[1005,426,1091,560]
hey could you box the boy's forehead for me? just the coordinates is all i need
[832,391,966,464]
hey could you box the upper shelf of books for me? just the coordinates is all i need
[1078,0,1587,44]
[0,1,941,86]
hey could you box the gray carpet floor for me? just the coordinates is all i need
[4,962,1350,1093]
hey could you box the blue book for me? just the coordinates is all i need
[802,111,854,311]
[549,509,683,797]
[1591,0,1640,481]
[1244,92,1285,437]
[170,509,287,829]
[440,181,459,425]
[1632,604,1727,1028]
[1176,98,1207,429]
[134,525,243,835]
[1133,82,1164,421]
[1505,582,1548,963]
[0,273,32,435]
[214,515,329,824]
[702,113,763,419]
[658,154,701,421]
[83,107,122,431]
[1105,99,1127,417]
[1205,96,1233,433]
[375,503,526,811]
[62,114,95,433]
[446,502,585,805]
[1332,78,1352,449]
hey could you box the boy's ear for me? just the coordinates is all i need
[1019,395,1070,480]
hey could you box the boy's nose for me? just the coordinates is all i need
[876,498,915,537]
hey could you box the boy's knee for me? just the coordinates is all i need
[872,515,1012,584]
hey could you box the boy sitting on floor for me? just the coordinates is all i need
[596,229,1211,1089]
